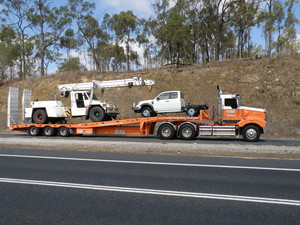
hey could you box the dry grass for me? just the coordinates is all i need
[1,55,300,138]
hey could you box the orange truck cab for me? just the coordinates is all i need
[215,86,267,141]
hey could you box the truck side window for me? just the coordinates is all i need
[225,98,238,109]
[170,92,178,99]
[76,93,85,108]
[157,93,170,100]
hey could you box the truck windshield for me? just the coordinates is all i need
[86,92,98,100]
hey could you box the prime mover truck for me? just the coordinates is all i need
[7,85,266,142]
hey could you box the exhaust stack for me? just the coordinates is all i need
[217,86,222,123]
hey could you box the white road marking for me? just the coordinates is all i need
[0,154,299,172]
[0,177,299,206]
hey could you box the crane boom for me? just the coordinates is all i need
[58,77,155,93]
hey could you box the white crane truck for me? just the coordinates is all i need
[24,77,155,124]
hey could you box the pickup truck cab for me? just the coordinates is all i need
[132,91,208,117]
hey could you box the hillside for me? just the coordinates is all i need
[1,55,299,138]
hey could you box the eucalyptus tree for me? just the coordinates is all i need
[107,11,140,71]
[203,0,236,61]
[1,0,34,78]
[152,0,192,66]
[27,0,71,76]
[151,0,171,65]
[259,0,274,57]
[282,0,299,53]
[230,0,259,58]
[272,0,285,55]
[0,26,18,83]
[67,0,108,71]
[183,0,204,63]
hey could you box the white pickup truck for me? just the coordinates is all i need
[132,91,208,117]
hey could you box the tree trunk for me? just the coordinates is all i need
[267,0,273,57]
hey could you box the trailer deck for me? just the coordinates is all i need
[9,110,210,137]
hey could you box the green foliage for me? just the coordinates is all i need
[0,25,18,84]
[230,0,259,58]
[27,0,72,76]
[57,57,86,72]
[0,0,300,79]
[105,11,140,70]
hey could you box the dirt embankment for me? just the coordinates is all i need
[1,55,300,138]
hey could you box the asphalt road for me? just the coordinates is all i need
[0,147,299,225]
[1,132,300,146]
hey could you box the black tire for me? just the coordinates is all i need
[141,106,157,117]
[186,106,200,117]
[179,124,197,140]
[89,106,105,122]
[27,126,42,136]
[33,109,48,124]
[58,126,71,137]
[158,123,176,140]
[43,126,56,136]
[242,125,261,142]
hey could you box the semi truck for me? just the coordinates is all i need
[7,86,266,142]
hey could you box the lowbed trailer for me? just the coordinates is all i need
[9,111,210,139]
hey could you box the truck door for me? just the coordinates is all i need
[154,92,169,112]
[154,91,179,112]
[71,92,87,116]
[222,98,242,123]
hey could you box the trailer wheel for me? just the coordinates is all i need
[58,126,71,137]
[186,106,200,117]
[179,124,197,140]
[89,106,105,122]
[242,125,260,142]
[33,109,48,124]
[43,126,56,136]
[158,123,176,140]
[27,126,42,136]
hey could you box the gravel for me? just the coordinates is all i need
[0,135,300,159]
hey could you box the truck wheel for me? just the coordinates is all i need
[179,124,197,140]
[141,107,151,117]
[33,109,48,124]
[58,126,71,137]
[89,106,105,122]
[186,106,200,117]
[43,126,56,136]
[27,126,42,136]
[242,125,260,142]
[158,123,176,140]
